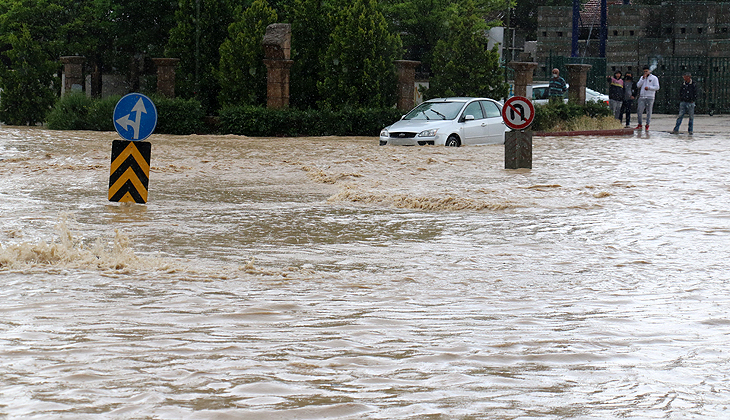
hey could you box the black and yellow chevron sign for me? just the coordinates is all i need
[108,140,151,204]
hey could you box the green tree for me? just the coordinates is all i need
[426,0,508,100]
[318,0,402,108]
[109,0,178,91]
[0,0,64,125]
[218,0,278,107]
[56,0,114,98]
[0,25,59,125]
[287,0,338,109]
[381,0,506,72]
[167,0,235,113]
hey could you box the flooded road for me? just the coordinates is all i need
[2,120,730,419]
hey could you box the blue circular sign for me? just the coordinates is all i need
[113,93,158,141]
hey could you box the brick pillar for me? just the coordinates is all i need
[566,64,592,105]
[152,58,180,98]
[395,60,421,111]
[263,59,294,108]
[262,23,293,109]
[60,56,85,96]
[508,61,539,97]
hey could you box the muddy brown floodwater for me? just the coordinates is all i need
[2,117,730,419]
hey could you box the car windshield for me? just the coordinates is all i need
[403,101,465,120]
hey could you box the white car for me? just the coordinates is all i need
[379,97,507,147]
[528,83,609,105]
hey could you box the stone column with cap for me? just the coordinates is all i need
[152,58,180,98]
[262,23,293,109]
[395,60,421,111]
[566,64,592,105]
[507,61,538,98]
[60,56,85,96]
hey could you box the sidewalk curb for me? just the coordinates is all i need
[533,128,635,137]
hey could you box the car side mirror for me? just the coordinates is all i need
[464,115,475,121]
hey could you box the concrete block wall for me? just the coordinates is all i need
[536,1,730,77]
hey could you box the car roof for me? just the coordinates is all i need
[425,97,496,103]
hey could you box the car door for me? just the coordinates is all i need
[460,100,488,145]
[480,100,507,144]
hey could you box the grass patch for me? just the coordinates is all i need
[551,115,624,132]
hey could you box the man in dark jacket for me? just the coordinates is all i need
[671,72,698,135]
[607,70,624,119]
[620,73,635,127]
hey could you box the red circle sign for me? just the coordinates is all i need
[502,96,535,130]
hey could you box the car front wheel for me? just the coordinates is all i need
[445,135,461,147]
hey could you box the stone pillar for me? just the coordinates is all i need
[508,61,538,97]
[395,60,421,111]
[263,59,294,108]
[60,56,85,96]
[152,58,180,98]
[565,64,592,105]
[262,23,293,109]
[505,130,532,169]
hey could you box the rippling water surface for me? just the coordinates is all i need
[2,126,730,419]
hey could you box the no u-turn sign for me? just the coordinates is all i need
[502,96,535,130]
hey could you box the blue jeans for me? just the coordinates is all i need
[673,101,695,133]
[637,97,655,126]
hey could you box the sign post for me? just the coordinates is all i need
[109,93,157,204]
[502,96,535,169]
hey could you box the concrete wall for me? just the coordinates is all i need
[537,1,730,76]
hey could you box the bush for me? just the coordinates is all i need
[87,95,122,131]
[532,101,612,132]
[46,93,93,130]
[149,94,205,135]
[218,106,404,137]
[47,94,205,135]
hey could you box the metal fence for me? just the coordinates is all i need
[652,57,730,115]
[544,55,608,92]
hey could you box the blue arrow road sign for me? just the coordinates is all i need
[113,93,157,141]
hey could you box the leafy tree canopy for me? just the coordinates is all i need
[427,0,508,99]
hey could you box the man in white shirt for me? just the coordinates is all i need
[635,65,660,131]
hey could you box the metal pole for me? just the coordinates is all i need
[195,0,201,95]
[600,0,607,57]
[572,0,580,57]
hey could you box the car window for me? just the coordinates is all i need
[533,87,548,100]
[403,102,464,120]
[463,101,484,120]
[481,101,501,118]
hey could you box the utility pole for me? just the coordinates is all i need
[195,0,201,96]
[600,0,607,57]
[572,0,580,57]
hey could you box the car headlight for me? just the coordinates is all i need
[418,128,438,137]
[380,128,389,138]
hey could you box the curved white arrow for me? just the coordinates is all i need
[115,98,147,140]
